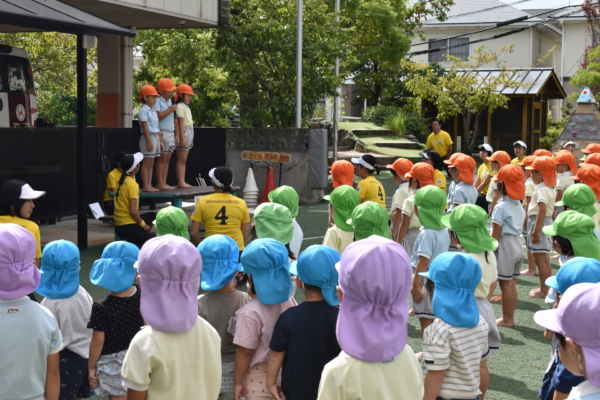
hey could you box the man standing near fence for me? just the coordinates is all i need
[426,120,453,161]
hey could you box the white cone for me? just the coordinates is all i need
[244,168,259,192]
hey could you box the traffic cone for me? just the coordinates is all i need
[244,168,259,208]
[260,167,276,204]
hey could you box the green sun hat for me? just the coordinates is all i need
[413,185,447,230]
[441,204,498,253]
[324,185,360,232]
[347,201,392,241]
[154,206,190,240]
[268,186,299,217]
[254,202,294,245]
[555,184,598,218]
[542,210,600,261]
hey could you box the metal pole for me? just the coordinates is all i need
[332,0,340,161]
[76,35,88,250]
[296,0,303,128]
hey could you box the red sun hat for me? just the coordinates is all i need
[554,150,577,173]
[572,164,600,200]
[492,164,526,201]
[526,156,557,187]
[331,160,355,188]
[533,149,553,157]
[519,155,537,167]
[582,153,600,168]
[386,158,414,180]
[174,84,196,102]
[157,78,177,92]
[405,162,435,187]
[139,85,158,101]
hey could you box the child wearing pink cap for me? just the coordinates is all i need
[0,224,63,400]
[317,236,424,400]
[121,235,222,399]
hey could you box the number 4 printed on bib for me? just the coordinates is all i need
[215,206,228,225]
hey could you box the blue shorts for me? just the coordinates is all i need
[59,347,93,400]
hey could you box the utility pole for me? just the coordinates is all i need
[332,0,340,161]
[296,0,303,128]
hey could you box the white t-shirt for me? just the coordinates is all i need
[529,183,556,217]
[556,171,575,192]
[402,193,422,230]
[323,225,354,254]
[390,182,410,219]
[566,380,600,400]
[466,251,498,299]
[289,219,304,260]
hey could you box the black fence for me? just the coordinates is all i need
[0,127,226,222]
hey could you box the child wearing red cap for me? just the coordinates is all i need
[486,151,512,215]
[153,78,179,190]
[386,158,413,239]
[554,150,577,218]
[174,84,196,188]
[138,85,161,192]
[526,156,557,298]
[520,155,539,276]
[444,153,477,213]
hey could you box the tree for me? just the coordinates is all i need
[570,0,600,94]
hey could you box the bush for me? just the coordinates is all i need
[361,105,398,126]
[403,111,430,144]
[384,112,406,136]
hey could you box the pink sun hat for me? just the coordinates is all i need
[0,223,40,300]
[336,235,412,362]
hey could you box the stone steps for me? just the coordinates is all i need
[374,141,422,149]
[352,129,393,135]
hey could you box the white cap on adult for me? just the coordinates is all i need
[20,184,45,200]
[513,140,527,149]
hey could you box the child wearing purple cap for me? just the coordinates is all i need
[0,224,63,400]
[317,236,424,400]
[121,235,222,399]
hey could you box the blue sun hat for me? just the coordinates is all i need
[546,257,600,295]
[419,252,482,328]
[37,240,80,299]
[198,234,241,290]
[90,241,139,292]
[241,238,292,305]
[289,245,340,306]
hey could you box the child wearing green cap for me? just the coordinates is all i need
[410,185,451,336]
[322,185,360,254]
[267,245,342,400]
[154,206,190,239]
[556,183,600,241]
[268,186,304,261]
[253,202,296,259]
[349,201,392,241]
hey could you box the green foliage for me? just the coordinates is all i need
[540,100,572,150]
[384,112,406,136]
[361,105,397,126]
[571,46,600,94]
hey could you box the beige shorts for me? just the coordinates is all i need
[139,132,160,158]
[177,126,194,151]
[161,130,176,154]
[477,297,500,360]
[497,234,524,280]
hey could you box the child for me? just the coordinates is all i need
[330,160,354,188]
[444,153,477,212]
[534,149,553,157]
[0,224,62,400]
[561,141,577,153]
[122,235,222,399]
[525,155,557,298]
[351,154,386,209]
[420,149,447,193]
[490,165,527,327]
[441,204,501,399]
[396,162,436,258]
[349,201,392,241]
[174,83,196,188]
[323,185,360,253]
[554,150,577,217]
[103,150,126,215]
[154,205,190,239]
[475,143,495,212]
[386,158,413,239]
[138,85,161,192]
[571,164,600,225]
[581,142,600,156]
[87,241,144,400]
[317,236,424,399]
[520,155,539,276]
[556,184,600,237]
[153,78,179,190]
[198,234,251,400]
[486,151,512,215]
[253,202,295,259]
[114,152,156,249]
[38,240,94,400]
[420,252,489,400]
[411,185,451,335]
[267,245,342,400]
[543,211,600,263]
[534,282,600,400]
[233,238,297,400]
[581,153,600,168]
[268,185,304,259]
[511,140,527,165]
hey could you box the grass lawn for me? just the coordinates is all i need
[75,171,553,400]
[357,134,426,159]
[338,121,383,131]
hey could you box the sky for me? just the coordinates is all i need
[500,0,584,9]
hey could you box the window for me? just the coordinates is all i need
[428,37,469,63]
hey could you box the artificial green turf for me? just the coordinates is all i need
[356,134,426,159]
[338,121,383,131]
[81,171,554,400]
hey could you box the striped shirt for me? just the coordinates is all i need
[41,286,94,359]
[422,316,489,399]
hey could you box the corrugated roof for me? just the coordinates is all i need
[425,0,537,25]
[0,0,135,36]
[456,68,566,98]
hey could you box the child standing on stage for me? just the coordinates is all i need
[554,150,577,217]
[386,158,413,239]
[323,185,360,254]
[87,241,144,400]
[445,153,477,212]
[153,78,179,190]
[490,165,526,328]
[138,85,161,192]
[174,84,196,188]
[511,140,527,165]
[198,234,251,400]
[525,156,557,298]
[351,154,386,209]
[103,151,126,215]
[38,240,94,400]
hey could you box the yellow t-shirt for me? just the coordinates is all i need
[510,157,525,166]
[477,162,496,195]
[0,215,42,258]
[176,103,194,127]
[426,130,453,157]
[104,168,122,202]
[191,193,251,250]
[434,169,447,193]
[356,176,386,208]
[114,176,140,226]
[323,225,355,254]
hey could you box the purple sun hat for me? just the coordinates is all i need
[336,235,412,362]
[136,235,202,333]
[0,223,40,300]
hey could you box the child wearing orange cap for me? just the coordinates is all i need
[138,85,161,192]
[581,153,600,168]
[534,149,553,157]
[554,150,577,218]
[153,78,179,190]
[386,158,414,239]
[525,156,557,298]
[174,84,196,188]
[490,165,526,327]
[444,153,477,212]
[581,143,600,156]
[486,151,512,215]
[396,163,436,259]
[330,160,354,189]
[519,155,538,276]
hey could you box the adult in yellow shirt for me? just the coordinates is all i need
[103,151,126,215]
[351,154,386,208]
[426,120,453,159]
[474,143,495,212]
[510,140,527,165]
[0,179,45,267]
[114,153,156,249]
[190,167,251,251]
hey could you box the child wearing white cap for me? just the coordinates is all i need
[562,141,577,153]
[511,140,528,165]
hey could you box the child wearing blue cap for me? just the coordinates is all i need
[266,245,342,400]
[38,240,94,400]
[87,241,144,400]
[419,252,489,400]
[232,238,297,400]
[197,235,251,400]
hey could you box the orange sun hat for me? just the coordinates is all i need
[174,84,196,102]
[405,162,435,187]
[331,160,355,188]
[581,153,600,168]
[157,78,177,92]
[488,151,512,168]
[554,150,577,173]
[492,164,526,201]
[582,143,600,154]
[533,149,552,157]
[519,155,537,167]
[446,153,476,184]
[386,158,414,180]
[571,164,600,200]
[139,85,158,101]
[526,156,557,187]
